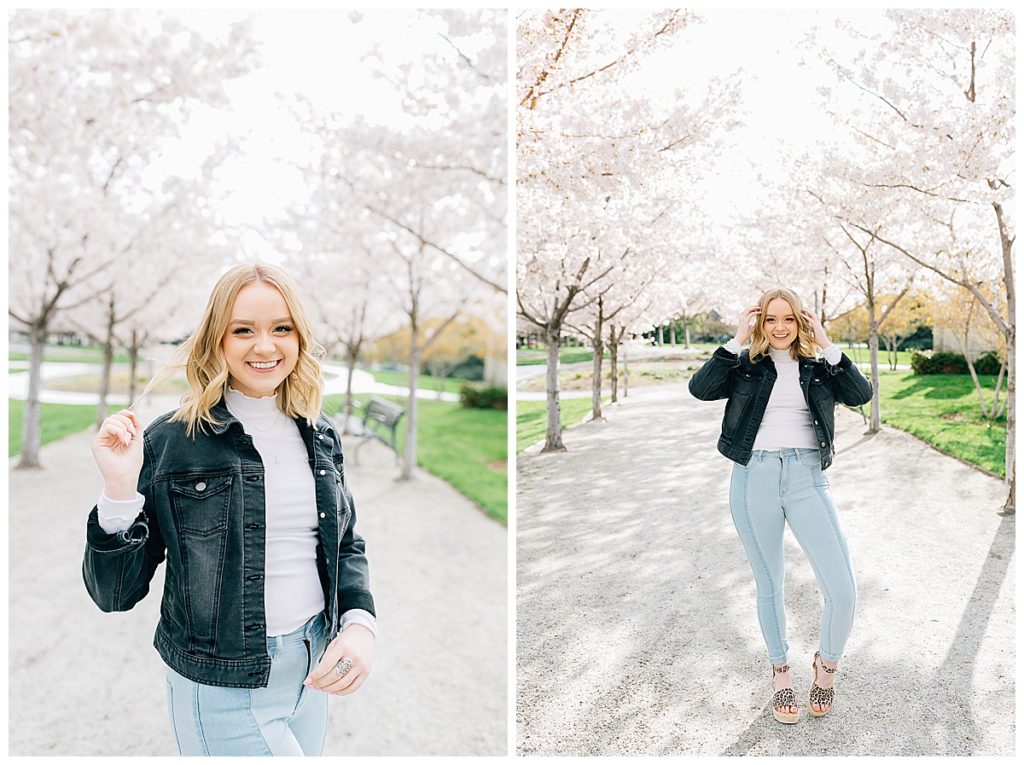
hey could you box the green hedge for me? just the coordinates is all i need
[911,350,1002,375]
[459,384,508,410]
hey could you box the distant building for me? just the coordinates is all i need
[931,324,996,360]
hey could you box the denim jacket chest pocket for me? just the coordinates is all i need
[723,370,763,433]
[169,473,233,536]
[807,374,835,406]
[733,369,764,394]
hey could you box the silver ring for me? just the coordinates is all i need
[333,657,353,677]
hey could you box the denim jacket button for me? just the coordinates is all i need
[320,469,326,476]
[195,482,206,492]
[320,512,326,518]
[318,434,325,440]
[820,442,826,447]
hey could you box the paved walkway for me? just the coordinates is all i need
[517,382,1014,756]
[8,396,507,756]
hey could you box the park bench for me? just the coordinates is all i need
[345,396,406,466]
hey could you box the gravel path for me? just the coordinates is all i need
[9,396,507,756]
[516,382,1014,756]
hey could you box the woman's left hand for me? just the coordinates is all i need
[304,624,375,695]
[801,308,831,348]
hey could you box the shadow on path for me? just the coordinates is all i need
[516,382,1014,756]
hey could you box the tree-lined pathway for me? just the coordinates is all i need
[9,396,507,756]
[516,382,1013,755]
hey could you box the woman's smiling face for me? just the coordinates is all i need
[221,281,299,398]
[763,297,799,351]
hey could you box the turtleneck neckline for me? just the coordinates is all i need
[768,346,797,362]
[225,386,281,417]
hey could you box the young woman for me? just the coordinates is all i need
[84,263,376,755]
[688,287,872,724]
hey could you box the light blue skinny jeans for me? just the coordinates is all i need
[729,448,857,665]
[165,611,329,756]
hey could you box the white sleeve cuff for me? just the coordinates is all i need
[821,344,842,366]
[340,608,377,638]
[97,491,145,535]
[723,338,742,355]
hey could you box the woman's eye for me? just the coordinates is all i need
[231,325,292,335]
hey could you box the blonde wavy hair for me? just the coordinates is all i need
[748,287,820,364]
[133,263,325,437]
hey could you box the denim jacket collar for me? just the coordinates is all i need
[205,397,337,468]
[206,396,334,437]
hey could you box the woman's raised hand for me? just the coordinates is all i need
[91,409,144,500]
[800,308,831,348]
[734,305,761,346]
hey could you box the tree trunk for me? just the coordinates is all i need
[344,345,358,434]
[995,200,1015,515]
[609,326,620,403]
[17,322,47,468]
[543,323,565,452]
[623,341,630,398]
[96,318,116,429]
[656,326,663,346]
[867,308,881,433]
[591,336,604,421]
[127,330,140,406]
[685,324,692,349]
[591,300,604,420]
[669,322,676,346]
[402,342,421,480]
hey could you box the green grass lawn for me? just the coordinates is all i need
[516,396,610,453]
[516,348,607,366]
[9,345,134,364]
[874,369,1006,477]
[45,371,189,395]
[841,347,917,367]
[9,400,120,458]
[362,369,473,395]
[325,393,506,524]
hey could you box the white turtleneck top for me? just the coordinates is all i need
[97,387,376,638]
[723,339,842,450]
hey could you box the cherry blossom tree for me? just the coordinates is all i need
[353,9,507,295]
[812,9,1015,511]
[8,8,257,467]
[517,8,741,451]
[279,215,405,430]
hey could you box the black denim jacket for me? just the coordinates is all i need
[82,398,374,688]
[688,345,873,470]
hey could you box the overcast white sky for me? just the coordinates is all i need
[143,9,456,263]
[618,8,892,226]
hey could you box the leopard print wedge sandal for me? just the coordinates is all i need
[808,650,837,717]
[770,663,800,724]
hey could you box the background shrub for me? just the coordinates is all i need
[911,350,1001,375]
[460,384,508,410]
